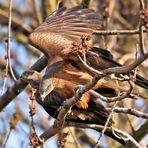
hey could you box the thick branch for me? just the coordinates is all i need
[40,122,142,147]
[70,123,142,148]
[0,56,47,112]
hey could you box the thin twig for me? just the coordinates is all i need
[139,0,146,55]
[0,55,48,112]
[102,53,148,75]
[1,0,15,95]
[76,53,103,75]
[139,25,145,55]
[7,0,16,80]
[2,129,12,148]
[2,112,20,148]
[57,0,64,8]
[89,80,133,103]
[95,101,118,148]
[40,120,142,147]
[68,127,82,148]
[106,108,148,119]
[94,29,147,35]
[132,120,148,142]
[139,0,145,9]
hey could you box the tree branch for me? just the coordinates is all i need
[94,29,147,35]
[0,56,47,112]
[106,107,148,119]
[40,121,142,148]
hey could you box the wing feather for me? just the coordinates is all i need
[36,6,102,42]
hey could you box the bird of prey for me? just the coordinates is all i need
[21,70,126,145]
[26,5,147,146]
[28,5,148,96]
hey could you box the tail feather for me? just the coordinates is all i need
[87,47,148,89]
[134,73,148,89]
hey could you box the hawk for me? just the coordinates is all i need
[21,69,126,145]
[28,6,148,98]
[26,5,148,146]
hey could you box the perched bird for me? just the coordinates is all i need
[26,5,147,145]
[28,5,148,93]
[38,56,122,100]
[21,69,126,145]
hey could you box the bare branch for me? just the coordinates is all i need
[139,0,146,55]
[102,53,148,75]
[7,0,16,81]
[95,101,118,147]
[0,56,47,112]
[94,29,147,35]
[40,121,142,147]
[57,0,64,8]
[0,9,32,35]
[139,0,145,10]
[70,122,142,148]
[89,82,132,103]
[107,108,148,119]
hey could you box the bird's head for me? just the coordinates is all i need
[39,75,57,101]
[21,70,42,89]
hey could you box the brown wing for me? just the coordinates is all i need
[29,6,102,58]
[38,6,101,42]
